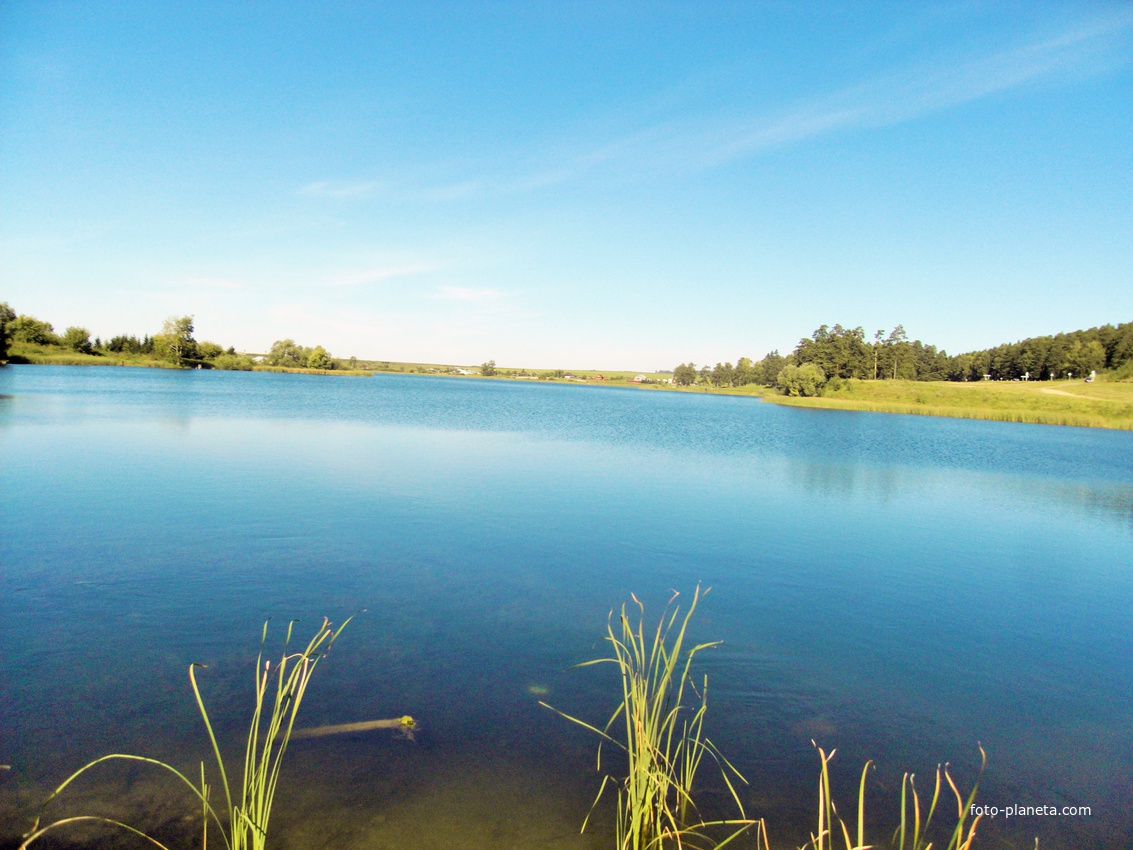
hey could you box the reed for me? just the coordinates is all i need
[800,744,985,850]
[19,617,349,850]
[543,586,759,850]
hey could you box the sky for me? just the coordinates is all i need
[1,2,1131,370]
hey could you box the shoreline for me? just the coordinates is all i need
[5,358,1131,430]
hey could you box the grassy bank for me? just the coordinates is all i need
[6,342,172,368]
[252,365,372,376]
[761,377,1133,430]
[6,344,365,375]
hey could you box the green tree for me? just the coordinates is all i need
[885,325,909,379]
[948,352,975,381]
[672,362,697,386]
[0,302,14,362]
[154,316,198,366]
[755,350,787,386]
[10,315,59,345]
[777,362,827,397]
[266,339,305,367]
[197,341,225,361]
[734,356,754,386]
[307,346,333,370]
[1064,340,1105,378]
[1112,323,1133,369]
[62,326,94,354]
[795,324,870,379]
[106,335,143,354]
[480,359,497,376]
[711,361,735,387]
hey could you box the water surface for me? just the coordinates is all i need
[1,366,1131,849]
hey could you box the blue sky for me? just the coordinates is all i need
[2,2,1130,370]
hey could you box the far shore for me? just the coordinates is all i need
[5,348,1131,431]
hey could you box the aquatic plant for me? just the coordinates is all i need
[543,586,759,850]
[20,617,350,850]
[800,744,985,850]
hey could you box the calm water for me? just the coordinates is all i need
[1,365,1131,849]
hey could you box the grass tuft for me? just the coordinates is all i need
[799,743,985,850]
[543,586,761,850]
[20,617,349,850]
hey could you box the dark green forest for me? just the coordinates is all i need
[673,321,1133,388]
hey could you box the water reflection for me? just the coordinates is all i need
[786,454,1133,528]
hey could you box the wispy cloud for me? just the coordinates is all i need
[183,276,244,290]
[300,179,383,199]
[296,12,1131,204]
[420,181,484,202]
[705,9,1133,165]
[508,10,1133,185]
[325,264,437,287]
[434,285,506,302]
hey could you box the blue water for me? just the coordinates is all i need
[1,366,1131,849]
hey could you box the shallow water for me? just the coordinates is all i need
[1,366,1131,848]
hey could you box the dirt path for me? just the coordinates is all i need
[1039,387,1080,397]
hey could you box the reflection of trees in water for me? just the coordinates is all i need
[1009,478,1133,530]
[787,459,902,502]
[787,457,1133,529]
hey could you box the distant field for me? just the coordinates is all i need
[762,378,1133,430]
[366,361,672,384]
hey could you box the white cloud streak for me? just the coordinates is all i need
[183,276,244,290]
[513,10,1133,185]
[324,264,437,287]
[705,9,1133,166]
[294,12,1131,205]
[433,285,506,302]
[299,180,383,199]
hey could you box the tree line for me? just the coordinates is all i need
[0,303,351,372]
[673,320,1133,396]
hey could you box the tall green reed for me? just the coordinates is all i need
[800,744,985,850]
[544,586,760,850]
[20,617,349,850]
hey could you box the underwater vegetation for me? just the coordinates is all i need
[19,597,985,850]
[20,618,350,850]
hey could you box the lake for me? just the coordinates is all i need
[1,365,1130,849]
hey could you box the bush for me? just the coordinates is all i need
[777,362,827,396]
[212,354,254,371]
[62,326,94,354]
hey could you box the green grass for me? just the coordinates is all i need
[20,618,349,850]
[763,378,1133,430]
[7,342,172,368]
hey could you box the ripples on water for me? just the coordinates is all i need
[1,366,1131,849]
